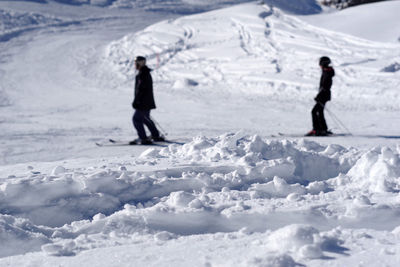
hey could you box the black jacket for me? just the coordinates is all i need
[132,66,156,110]
[315,66,335,104]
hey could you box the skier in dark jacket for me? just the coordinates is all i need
[306,56,335,136]
[130,56,164,145]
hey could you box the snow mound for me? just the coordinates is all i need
[268,224,345,259]
[1,134,354,228]
[347,147,400,193]
[2,133,400,258]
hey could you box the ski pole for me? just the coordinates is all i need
[317,101,352,136]
[149,115,168,137]
[324,106,353,136]
[325,109,342,132]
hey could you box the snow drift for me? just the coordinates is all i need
[1,133,400,260]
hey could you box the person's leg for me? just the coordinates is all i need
[133,110,147,140]
[319,107,328,132]
[142,111,160,138]
[311,103,321,131]
[313,103,329,135]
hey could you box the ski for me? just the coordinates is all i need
[96,142,167,147]
[110,138,185,145]
[95,138,185,147]
[154,139,186,145]
[96,139,164,147]
[274,132,351,138]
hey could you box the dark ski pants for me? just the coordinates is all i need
[133,110,160,140]
[312,102,328,132]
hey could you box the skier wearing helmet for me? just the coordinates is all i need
[130,56,164,145]
[306,56,335,136]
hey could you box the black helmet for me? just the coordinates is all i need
[319,56,331,67]
[135,56,146,68]
[135,56,146,61]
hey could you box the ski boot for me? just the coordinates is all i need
[305,130,316,136]
[151,135,165,142]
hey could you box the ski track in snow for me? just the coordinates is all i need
[107,3,400,111]
[1,0,400,266]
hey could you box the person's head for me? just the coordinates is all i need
[135,56,146,70]
[319,56,331,68]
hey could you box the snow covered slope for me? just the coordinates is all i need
[301,0,400,42]
[14,0,322,14]
[106,1,400,143]
[1,0,400,266]
[107,2,400,110]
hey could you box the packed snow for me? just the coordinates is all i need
[1,0,400,266]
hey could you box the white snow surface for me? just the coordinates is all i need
[1,0,400,266]
[301,0,400,43]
